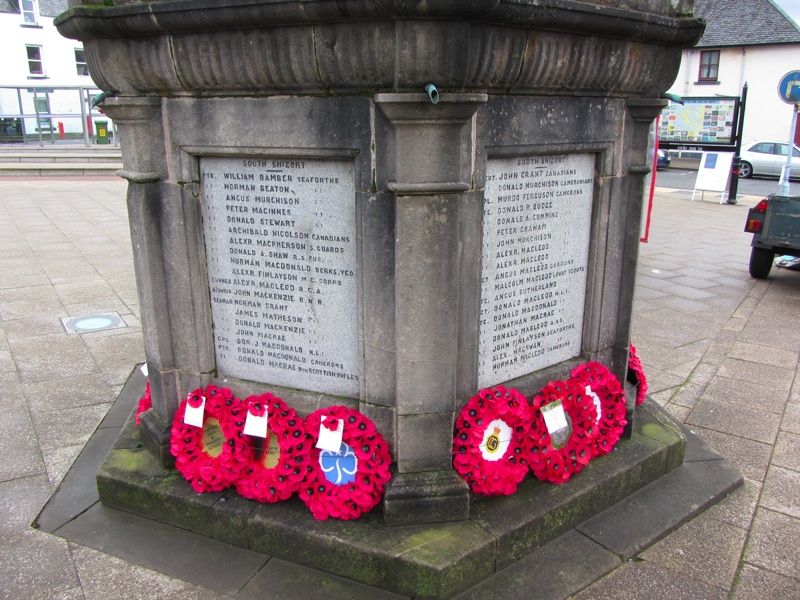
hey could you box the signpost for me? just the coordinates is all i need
[777,71,800,196]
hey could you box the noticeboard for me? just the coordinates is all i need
[659,97,738,146]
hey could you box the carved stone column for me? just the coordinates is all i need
[617,98,669,433]
[376,93,487,525]
[102,96,214,466]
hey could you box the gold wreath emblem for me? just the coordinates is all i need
[486,425,502,454]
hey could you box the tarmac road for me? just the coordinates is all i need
[654,168,797,199]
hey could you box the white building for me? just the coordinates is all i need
[0,0,101,141]
[668,0,800,146]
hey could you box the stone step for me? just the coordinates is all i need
[0,161,122,176]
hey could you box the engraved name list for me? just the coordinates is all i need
[200,156,359,397]
[478,153,594,387]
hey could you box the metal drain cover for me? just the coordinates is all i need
[61,312,127,335]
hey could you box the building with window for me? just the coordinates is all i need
[0,0,102,140]
[1,1,85,85]
[667,0,800,145]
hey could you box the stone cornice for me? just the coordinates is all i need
[58,1,703,45]
[56,1,704,97]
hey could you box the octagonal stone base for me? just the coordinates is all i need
[83,373,737,599]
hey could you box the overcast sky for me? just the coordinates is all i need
[774,0,800,25]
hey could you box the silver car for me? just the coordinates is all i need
[738,141,800,179]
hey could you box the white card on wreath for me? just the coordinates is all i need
[316,416,344,452]
[244,407,269,438]
[183,396,206,428]
[541,400,569,434]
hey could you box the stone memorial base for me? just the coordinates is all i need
[86,372,741,599]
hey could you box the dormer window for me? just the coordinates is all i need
[21,0,39,25]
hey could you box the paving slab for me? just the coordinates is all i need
[701,478,761,530]
[686,397,780,444]
[54,503,269,597]
[731,563,800,600]
[571,561,728,600]
[728,340,799,368]
[576,448,742,559]
[238,558,410,600]
[34,426,119,534]
[686,426,772,482]
[771,430,800,472]
[0,474,52,542]
[639,512,748,591]
[0,529,84,600]
[22,375,117,412]
[760,465,800,519]
[69,543,227,600]
[744,508,800,580]
[0,403,47,482]
[780,403,800,434]
[452,530,620,600]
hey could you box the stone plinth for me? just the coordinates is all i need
[57,0,703,534]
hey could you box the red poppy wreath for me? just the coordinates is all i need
[169,386,250,493]
[299,406,392,520]
[235,393,313,503]
[134,382,152,426]
[452,386,533,496]
[570,362,627,457]
[627,342,648,405]
[528,379,598,485]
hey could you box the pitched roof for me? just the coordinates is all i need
[0,0,67,16]
[694,0,800,47]
[40,0,68,18]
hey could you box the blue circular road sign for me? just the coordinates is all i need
[778,71,800,104]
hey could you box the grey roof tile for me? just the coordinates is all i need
[39,0,67,18]
[694,0,800,47]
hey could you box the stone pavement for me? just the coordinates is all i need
[0,178,798,599]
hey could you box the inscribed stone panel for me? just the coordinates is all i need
[200,156,359,397]
[478,153,594,387]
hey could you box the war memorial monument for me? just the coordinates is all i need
[52,1,742,597]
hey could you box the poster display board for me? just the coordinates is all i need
[692,151,734,203]
[659,97,737,146]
